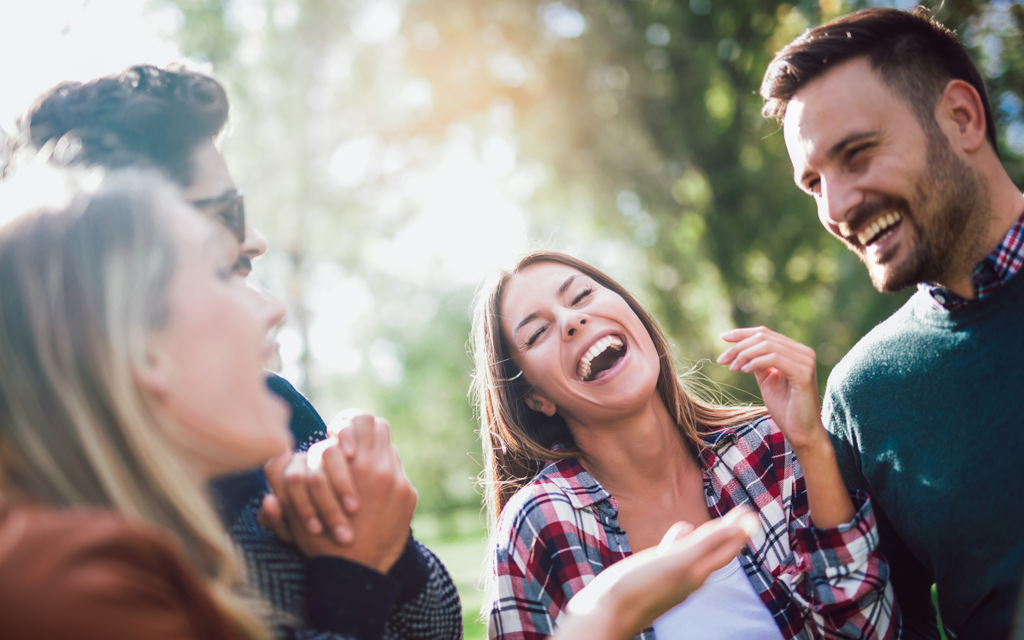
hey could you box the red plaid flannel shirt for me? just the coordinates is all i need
[921,208,1024,310]
[485,417,897,640]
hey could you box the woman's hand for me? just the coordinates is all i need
[553,509,759,640]
[718,327,854,529]
[261,412,418,574]
[717,326,826,454]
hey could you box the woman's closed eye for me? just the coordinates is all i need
[571,287,594,306]
[526,326,546,347]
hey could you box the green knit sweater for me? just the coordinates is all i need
[824,271,1024,640]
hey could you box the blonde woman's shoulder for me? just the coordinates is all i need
[0,504,245,640]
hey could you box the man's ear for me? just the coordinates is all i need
[937,79,988,154]
[524,391,557,417]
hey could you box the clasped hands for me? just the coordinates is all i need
[259,410,418,574]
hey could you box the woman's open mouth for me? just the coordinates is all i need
[577,334,627,382]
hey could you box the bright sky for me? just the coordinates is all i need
[0,0,182,133]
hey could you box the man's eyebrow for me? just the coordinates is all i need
[512,275,582,343]
[827,131,877,160]
[797,131,878,185]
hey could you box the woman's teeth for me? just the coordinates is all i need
[857,211,903,246]
[577,335,624,380]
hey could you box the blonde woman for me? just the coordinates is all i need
[472,251,897,640]
[0,169,290,640]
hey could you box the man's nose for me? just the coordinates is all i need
[819,175,861,235]
[242,224,268,260]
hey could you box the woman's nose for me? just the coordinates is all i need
[561,311,588,339]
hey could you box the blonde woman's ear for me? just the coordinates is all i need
[133,338,173,399]
[524,392,557,417]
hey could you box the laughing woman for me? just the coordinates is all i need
[472,252,897,640]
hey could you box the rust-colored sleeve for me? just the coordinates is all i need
[0,505,246,640]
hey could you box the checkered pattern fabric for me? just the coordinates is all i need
[921,208,1024,310]
[486,417,897,640]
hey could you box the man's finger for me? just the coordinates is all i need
[350,412,377,452]
[283,452,323,535]
[337,427,356,458]
[372,417,393,456]
[307,465,354,544]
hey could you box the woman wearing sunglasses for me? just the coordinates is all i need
[473,252,897,640]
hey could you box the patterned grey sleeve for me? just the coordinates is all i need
[383,538,463,640]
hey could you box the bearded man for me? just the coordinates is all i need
[761,7,1024,640]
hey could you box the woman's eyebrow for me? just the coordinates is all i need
[557,274,581,297]
[512,312,540,343]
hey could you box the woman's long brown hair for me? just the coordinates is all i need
[470,251,767,526]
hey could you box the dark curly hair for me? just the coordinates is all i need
[24,65,230,187]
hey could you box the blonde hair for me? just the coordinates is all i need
[470,251,767,524]
[0,169,269,640]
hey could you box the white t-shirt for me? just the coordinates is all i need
[652,557,785,640]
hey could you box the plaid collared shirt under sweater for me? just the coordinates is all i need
[920,207,1024,310]
[486,416,897,640]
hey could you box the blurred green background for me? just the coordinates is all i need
[167,1,1024,637]
[3,1,1022,637]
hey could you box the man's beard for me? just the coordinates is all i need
[845,126,989,293]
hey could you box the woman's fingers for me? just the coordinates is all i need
[657,520,695,551]
[263,450,292,493]
[659,511,757,581]
[720,327,814,358]
[257,493,294,543]
[720,338,814,378]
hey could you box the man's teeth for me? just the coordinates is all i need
[577,335,624,380]
[856,211,903,246]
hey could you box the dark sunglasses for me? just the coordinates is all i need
[189,190,246,243]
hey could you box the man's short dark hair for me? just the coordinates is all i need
[24,65,230,187]
[761,7,997,152]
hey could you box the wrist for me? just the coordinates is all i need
[564,577,647,640]
[558,605,635,640]
[788,425,833,463]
